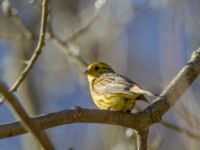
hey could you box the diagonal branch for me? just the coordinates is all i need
[144,48,200,124]
[0,82,54,149]
[9,0,49,93]
[0,0,55,149]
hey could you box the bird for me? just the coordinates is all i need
[85,62,158,112]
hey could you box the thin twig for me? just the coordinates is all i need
[0,82,55,149]
[10,0,49,92]
[0,0,49,104]
[0,0,55,149]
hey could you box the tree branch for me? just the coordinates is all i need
[9,0,49,93]
[0,0,55,149]
[0,82,54,149]
[144,48,200,125]
[0,107,148,139]
[0,0,49,104]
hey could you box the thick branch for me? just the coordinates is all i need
[0,82,54,149]
[0,107,149,139]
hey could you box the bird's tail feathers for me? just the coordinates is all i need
[142,90,158,97]
[131,85,159,97]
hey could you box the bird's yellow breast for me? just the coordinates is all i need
[89,83,137,112]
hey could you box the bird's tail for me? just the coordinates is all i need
[130,85,158,97]
[141,90,158,97]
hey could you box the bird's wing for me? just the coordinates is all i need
[93,73,138,95]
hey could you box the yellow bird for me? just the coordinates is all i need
[85,62,157,112]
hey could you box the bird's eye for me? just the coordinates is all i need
[94,66,99,70]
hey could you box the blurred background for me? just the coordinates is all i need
[0,0,200,149]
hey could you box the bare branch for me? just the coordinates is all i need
[144,48,200,124]
[0,0,49,105]
[9,0,49,93]
[0,107,148,139]
[0,82,54,149]
[0,0,55,149]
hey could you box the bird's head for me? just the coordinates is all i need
[85,62,115,80]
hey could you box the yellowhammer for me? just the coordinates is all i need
[85,62,157,112]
